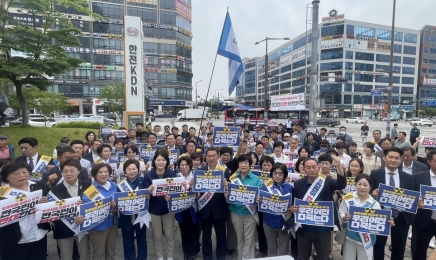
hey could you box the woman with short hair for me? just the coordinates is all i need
[359,142,381,175]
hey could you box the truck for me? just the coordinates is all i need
[177,109,210,121]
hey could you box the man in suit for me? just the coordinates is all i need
[371,147,414,260]
[316,128,327,144]
[399,146,429,175]
[69,140,92,169]
[375,137,392,168]
[412,151,436,260]
[198,147,231,260]
[82,139,102,164]
[165,134,184,155]
[293,123,307,144]
[16,137,54,170]
[290,155,346,260]
[41,147,90,188]
[339,126,353,144]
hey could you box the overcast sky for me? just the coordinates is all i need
[191,0,436,102]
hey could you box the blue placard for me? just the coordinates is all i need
[342,177,357,194]
[258,190,291,215]
[193,170,224,192]
[113,190,149,215]
[348,206,391,236]
[377,183,420,214]
[213,126,240,146]
[167,191,197,213]
[169,149,180,164]
[420,184,436,211]
[226,183,259,206]
[326,134,337,145]
[100,125,113,135]
[251,170,270,185]
[295,199,334,227]
[117,152,128,163]
[140,144,157,161]
[79,196,112,232]
[251,165,261,170]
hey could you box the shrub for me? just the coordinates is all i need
[54,122,104,129]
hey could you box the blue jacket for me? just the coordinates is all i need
[117,176,146,230]
[143,167,177,215]
[82,181,117,232]
[261,181,293,229]
[7,144,15,158]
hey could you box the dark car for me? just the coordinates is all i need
[99,112,117,121]
[316,118,341,127]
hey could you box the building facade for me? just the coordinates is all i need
[236,17,420,119]
[8,0,193,116]
[418,25,436,112]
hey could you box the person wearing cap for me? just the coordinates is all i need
[410,123,421,152]
[0,135,14,158]
[282,133,291,149]
[318,140,330,153]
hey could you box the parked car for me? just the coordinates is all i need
[80,114,118,126]
[410,118,433,127]
[8,117,57,127]
[405,117,419,122]
[99,112,117,121]
[345,117,365,124]
[316,118,341,127]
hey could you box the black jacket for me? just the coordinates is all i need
[41,166,90,187]
[398,161,429,175]
[0,181,51,256]
[16,154,54,167]
[198,166,231,220]
[82,152,95,164]
[50,180,92,239]
[370,168,414,226]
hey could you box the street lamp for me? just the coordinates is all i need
[214,88,224,119]
[255,37,290,127]
[386,0,396,138]
[195,80,202,107]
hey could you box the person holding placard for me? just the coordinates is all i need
[370,147,414,260]
[51,158,91,260]
[76,163,118,260]
[224,154,262,260]
[143,150,177,260]
[290,156,346,260]
[0,161,51,260]
[259,163,293,257]
[117,159,148,260]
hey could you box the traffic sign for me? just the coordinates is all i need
[370,90,383,96]
[423,101,436,106]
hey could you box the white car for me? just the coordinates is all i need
[410,118,433,127]
[10,117,57,127]
[345,117,365,124]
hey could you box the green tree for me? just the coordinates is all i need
[100,83,125,118]
[0,0,99,125]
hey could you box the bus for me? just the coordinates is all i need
[224,108,309,129]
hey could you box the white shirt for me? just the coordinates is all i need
[63,179,79,198]
[272,153,290,162]
[178,171,194,190]
[27,153,39,167]
[402,162,413,175]
[98,181,112,191]
[92,152,101,162]
[340,153,352,169]
[385,167,400,188]
[430,170,436,220]
[80,158,91,169]
[19,182,48,244]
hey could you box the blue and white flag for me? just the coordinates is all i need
[217,11,244,96]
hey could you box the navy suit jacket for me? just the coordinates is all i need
[370,168,414,226]
[293,173,346,229]
[16,154,54,166]
[413,170,434,228]
[398,161,429,175]
[82,152,95,164]
[198,165,231,220]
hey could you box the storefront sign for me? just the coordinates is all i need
[320,39,344,50]
[149,99,186,106]
[176,0,192,20]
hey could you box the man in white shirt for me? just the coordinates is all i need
[17,137,54,170]
[399,146,428,175]
[335,142,351,169]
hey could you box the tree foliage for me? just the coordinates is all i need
[8,86,70,115]
[0,0,100,125]
[99,83,125,117]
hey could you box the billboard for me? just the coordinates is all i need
[271,94,306,111]
[424,78,436,85]
[320,39,344,50]
[176,0,191,20]
[124,16,144,115]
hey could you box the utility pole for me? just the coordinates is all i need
[309,0,320,126]
[386,0,396,138]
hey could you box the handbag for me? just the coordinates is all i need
[334,224,347,245]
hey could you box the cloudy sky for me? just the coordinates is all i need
[191,0,436,102]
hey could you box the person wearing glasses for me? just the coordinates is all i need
[258,162,293,257]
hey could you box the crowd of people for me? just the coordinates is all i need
[0,120,436,260]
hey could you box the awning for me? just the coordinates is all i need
[344,109,351,112]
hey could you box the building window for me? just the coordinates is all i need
[160,11,176,25]
[344,84,352,91]
[159,0,176,10]
[127,7,157,23]
[320,49,343,60]
[345,51,353,59]
[403,57,415,65]
[401,87,414,94]
[281,64,292,74]
[356,26,375,38]
[376,64,400,74]
[404,33,417,43]
[355,52,374,61]
[354,85,373,92]
[293,36,307,50]
[402,77,414,85]
[403,45,416,55]
[93,38,123,50]
[393,44,402,54]
[160,43,176,54]
[292,69,305,77]
[346,24,354,35]
[93,55,124,65]
[320,62,343,71]
[143,42,159,52]
[354,75,373,82]
[281,43,293,55]
[377,29,391,40]
[375,75,400,83]
[354,95,372,104]
[402,67,415,75]
[345,62,353,70]
[93,23,123,34]
[394,32,403,42]
[355,63,374,72]
[292,59,306,70]
[376,54,401,64]
[92,3,124,18]
[321,24,344,37]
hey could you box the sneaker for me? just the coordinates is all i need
[429,239,435,249]
[408,233,412,239]
[255,242,259,251]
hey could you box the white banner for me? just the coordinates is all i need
[35,196,80,224]
[271,93,306,111]
[152,177,185,196]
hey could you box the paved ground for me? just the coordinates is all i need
[45,117,432,260]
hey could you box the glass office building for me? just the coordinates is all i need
[418,25,436,112]
[8,0,193,116]
[236,19,420,118]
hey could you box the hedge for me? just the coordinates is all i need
[54,122,104,129]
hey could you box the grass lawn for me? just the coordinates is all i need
[1,126,98,156]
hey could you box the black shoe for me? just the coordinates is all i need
[227,249,235,255]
